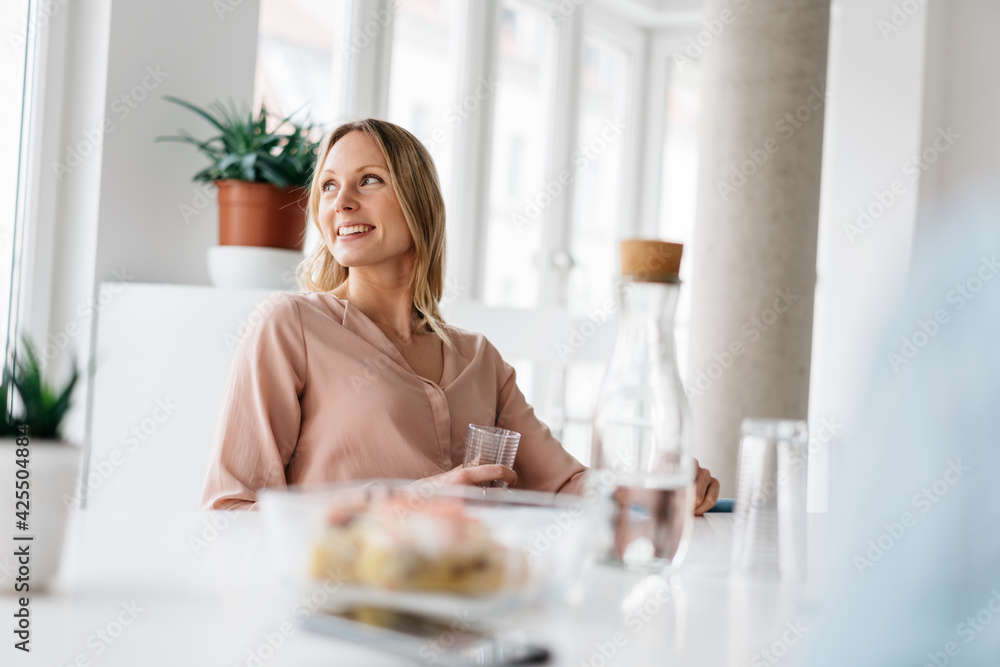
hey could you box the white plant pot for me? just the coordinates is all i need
[207,245,303,290]
[0,439,82,594]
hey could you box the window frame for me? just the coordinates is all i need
[335,0,701,309]
[333,0,702,451]
[13,0,65,355]
[578,3,648,241]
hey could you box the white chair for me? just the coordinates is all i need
[85,282,282,510]
[84,285,617,509]
[442,301,616,463]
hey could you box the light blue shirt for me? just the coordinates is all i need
[802,190,1000,665]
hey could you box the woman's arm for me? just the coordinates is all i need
[555,469,587,495]
[486,339,720,511]
[553,461,718,513]
[200,294,307,510]
[692,459,720,515]
[484,341,587,494]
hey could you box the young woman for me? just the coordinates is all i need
[201,119,720,513]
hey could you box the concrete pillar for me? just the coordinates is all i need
[687,0,832,494]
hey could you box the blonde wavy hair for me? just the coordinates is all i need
[296,119,451,347]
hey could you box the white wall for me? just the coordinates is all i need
[916,0,1000,233]
[30,0,261,444]
[95,1,261,286]
[810,0,1000,512]
[807,0,930,510]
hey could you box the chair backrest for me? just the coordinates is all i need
[85,286,617,509]
[442,301,616,463]
[441,301,615,364]
[86,282,281,510]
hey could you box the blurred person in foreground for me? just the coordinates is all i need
[799,189,1000,665]
[201,119,719,512]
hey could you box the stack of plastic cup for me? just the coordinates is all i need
[731,418,808,578]
[462,424,521,488]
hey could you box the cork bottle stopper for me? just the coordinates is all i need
[620,239,683,283]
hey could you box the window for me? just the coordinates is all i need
[255,0,341,257]
[386,0,457,205]
[481,1,555,308]
[547,26,638,465]
[567,35,632,313]
[658,57,701,383]
[254,0,340,125]
[3,0,35,363]
[253,1,703,464]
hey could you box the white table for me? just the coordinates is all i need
[4,510,827,666]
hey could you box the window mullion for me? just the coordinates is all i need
[447,0,500,303]
[538,6,583,308]
[618,29,647,238]
[636,32,673,239]
[337,0,395,121]
[646,32,697,240]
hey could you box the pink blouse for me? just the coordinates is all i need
[200,292,586,509]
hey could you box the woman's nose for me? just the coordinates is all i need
[334,186,358,212]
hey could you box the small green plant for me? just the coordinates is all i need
[0,366,17,438]
[1,336,79,440]
[156,96,321,190]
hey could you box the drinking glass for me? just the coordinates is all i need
[463,424,520,489]
[731,419,808,578]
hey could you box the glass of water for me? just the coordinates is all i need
[462,424,520,489]
[731,419,809,578]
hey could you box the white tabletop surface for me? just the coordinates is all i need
[3,510,827,666]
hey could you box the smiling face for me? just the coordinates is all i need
[317,130,414,273]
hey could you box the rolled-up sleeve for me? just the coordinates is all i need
[201,294,307,510]
[487,342,587,494]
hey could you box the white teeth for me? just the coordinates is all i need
[338,225,374,237]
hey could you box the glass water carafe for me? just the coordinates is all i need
[589,240,694,572]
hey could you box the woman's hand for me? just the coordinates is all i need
[693,458,720,516]
[421,464,518,488]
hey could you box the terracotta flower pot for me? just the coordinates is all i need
[215,180,308,250]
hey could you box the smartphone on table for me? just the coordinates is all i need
[302,605,550,666]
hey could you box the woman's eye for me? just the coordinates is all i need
[361,174,383,186]
[322,181,337,193]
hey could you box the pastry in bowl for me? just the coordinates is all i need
[310,496,511,595]
[260,480,608,615]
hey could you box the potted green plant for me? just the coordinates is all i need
[157,96,320,251]
[1,336,82,593]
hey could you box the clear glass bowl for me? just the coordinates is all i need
[258,480,610,617]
